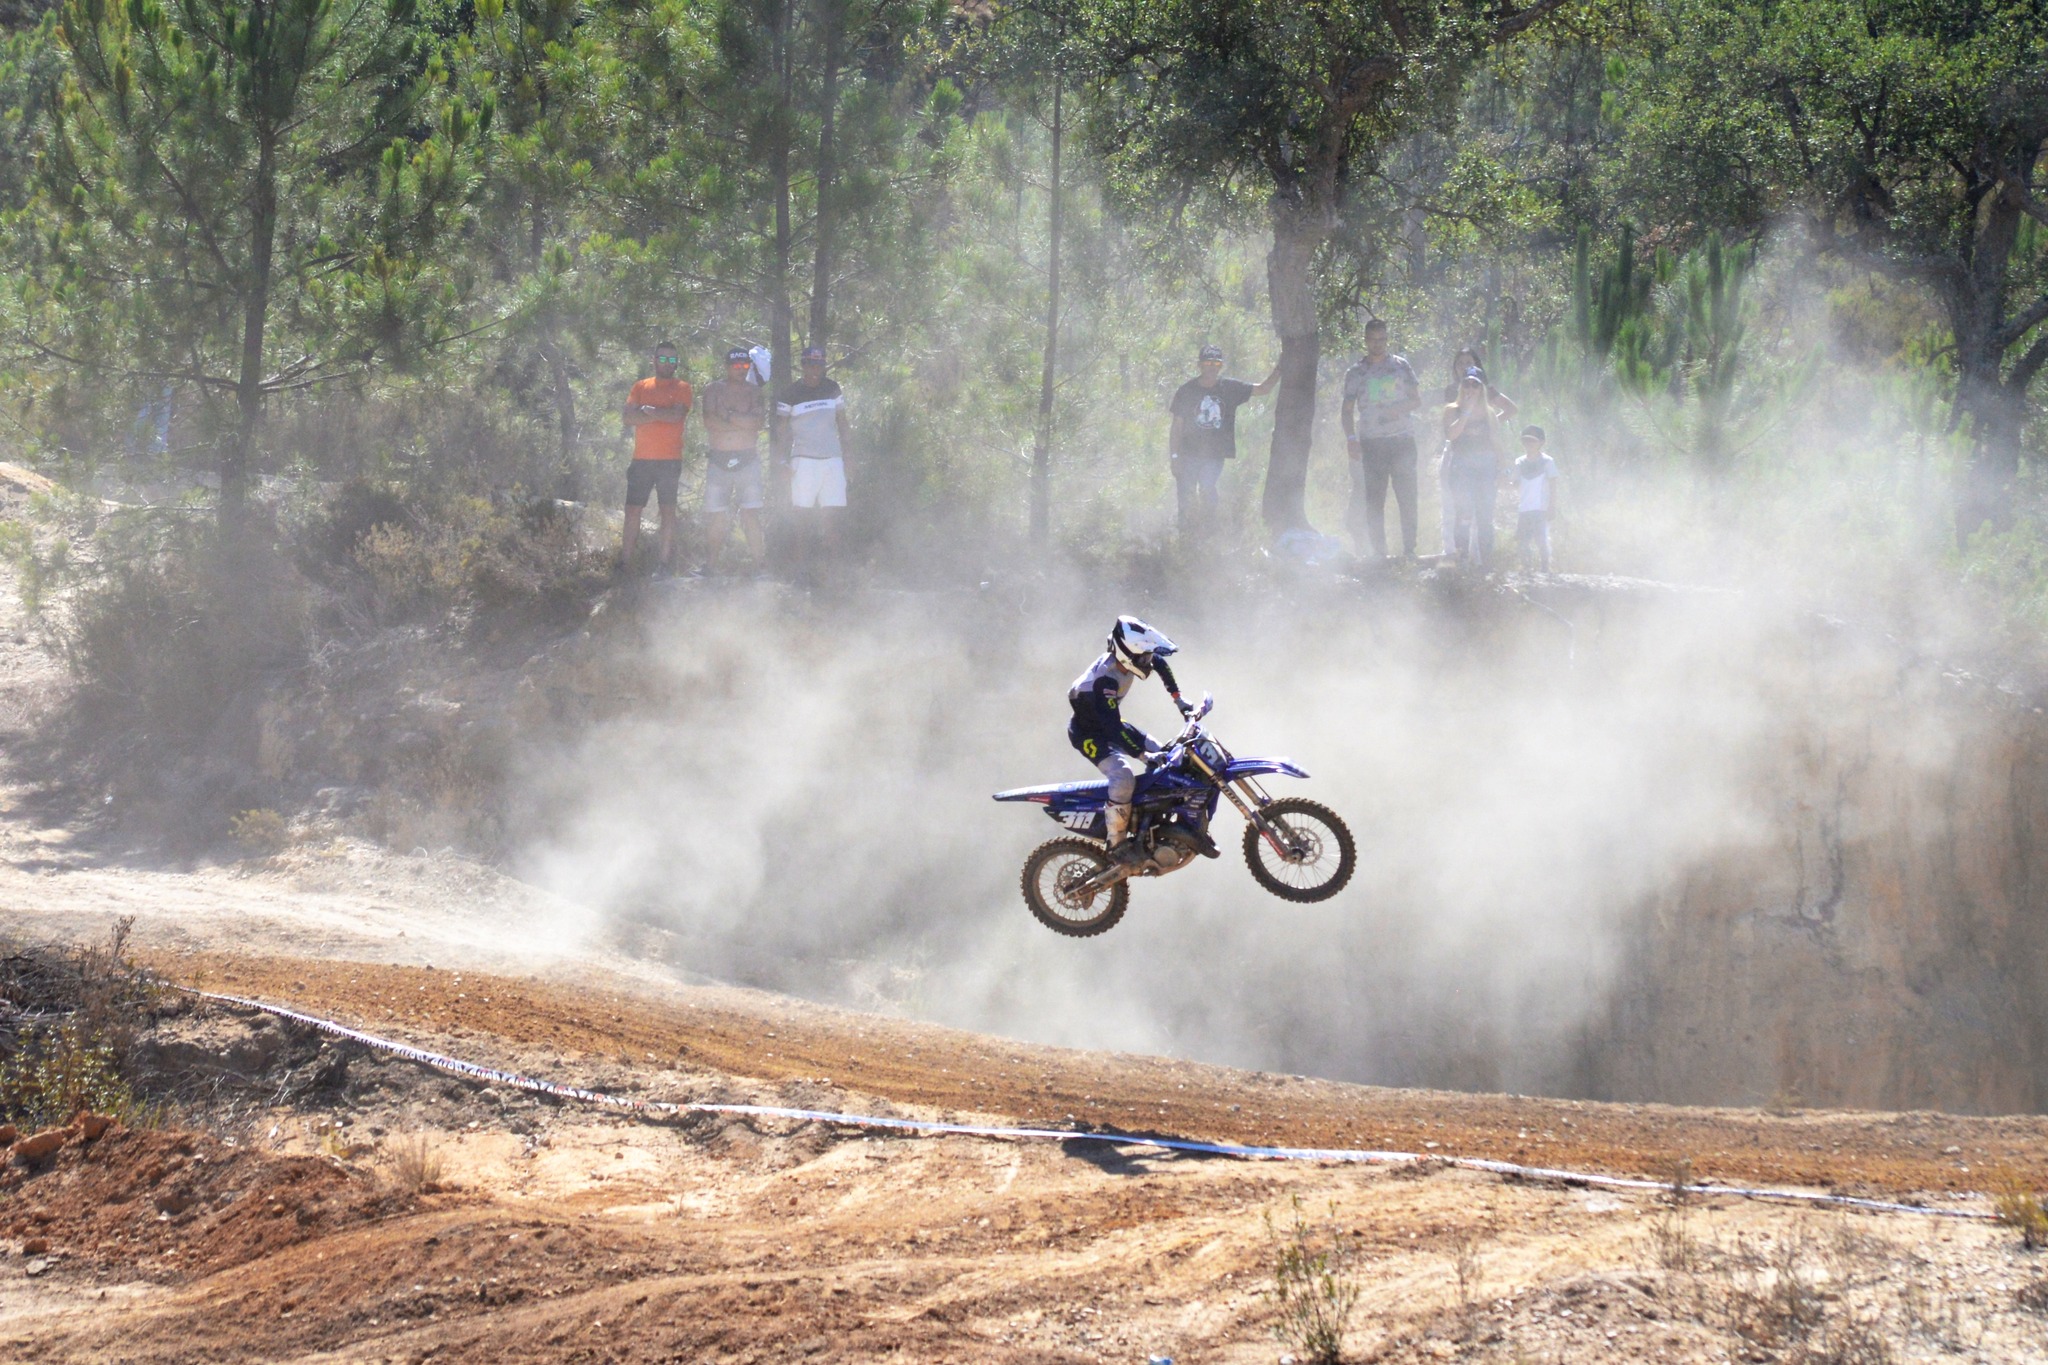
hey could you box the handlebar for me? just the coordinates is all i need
[1163,691,1215,754]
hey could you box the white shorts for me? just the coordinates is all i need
[789,456,847,509]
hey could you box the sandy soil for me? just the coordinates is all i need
[0,988,2037,1364]
[0,911,2024,1363]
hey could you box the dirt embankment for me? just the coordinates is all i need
[1575,635,2048,1115]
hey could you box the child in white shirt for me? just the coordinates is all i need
[1513,424,1559,573]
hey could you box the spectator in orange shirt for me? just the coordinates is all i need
[619,342,693,575]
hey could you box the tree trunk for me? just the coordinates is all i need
[1030,64,1062,547]
[533,202,576,472]
[807,0,842,350]
[540,333,577,467]
[1953,185,2027,543]
[769,0,794,385]
[225,133,277,527]
[1262,205,1323,532]
[1955,351,2022,542]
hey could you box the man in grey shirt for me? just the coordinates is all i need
[1340,318,1422,558]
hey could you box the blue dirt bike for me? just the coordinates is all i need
[992,695,1355,937]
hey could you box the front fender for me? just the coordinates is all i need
[1222,757,1309,781]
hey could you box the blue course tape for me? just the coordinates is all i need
[182,987,1994,1222]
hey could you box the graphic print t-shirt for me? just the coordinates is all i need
[775,378,846,460]
[1342,354,1420,439]
[628,377,692,461]
[1168,378,1256,461]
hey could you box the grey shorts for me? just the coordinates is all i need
[705,454,764,513]
[1094,751,1146,805]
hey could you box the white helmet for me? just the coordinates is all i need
[1108,616,1177,678]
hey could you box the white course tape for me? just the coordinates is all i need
[183,986,1995,1222]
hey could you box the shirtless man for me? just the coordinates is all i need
[696,347,769,573]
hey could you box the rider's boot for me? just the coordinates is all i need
[1105,803,1143,865]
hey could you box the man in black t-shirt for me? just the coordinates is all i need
[1166,344,1280,531]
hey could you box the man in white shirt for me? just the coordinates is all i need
[773,346,853,575]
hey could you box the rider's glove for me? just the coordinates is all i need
[1174,695,1194,717]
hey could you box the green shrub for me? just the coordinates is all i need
[63,535,307,751]
[1266,1195,1360,1365]
[0,1018,142,1132]
[230,807,292,855]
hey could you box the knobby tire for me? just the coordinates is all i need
[1242,797,1355,903]
[1021,836,1130,938]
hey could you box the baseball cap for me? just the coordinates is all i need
[1521,424,1546,441]
[1198,344,1224,361]
[801,346,827,363]
[725,347,752,366]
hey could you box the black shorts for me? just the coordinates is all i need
[624,459,682,509]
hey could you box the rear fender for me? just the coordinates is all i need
[1221,757,1309,782]
[993,779,1108,836]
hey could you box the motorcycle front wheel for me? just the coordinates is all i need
[1243,797,1356,903]
[1022,837,1131,938]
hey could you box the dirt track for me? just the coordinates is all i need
[159,949,2048,1199]
[0,946,2035,1363]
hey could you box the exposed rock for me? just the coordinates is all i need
[12,1128,71,1164]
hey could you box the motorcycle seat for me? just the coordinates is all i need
[992,779,1110,803]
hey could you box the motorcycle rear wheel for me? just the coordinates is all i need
[1022,837,1130,938]
[1243,797,1356,903]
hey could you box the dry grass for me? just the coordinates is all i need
[1449,1227,1485,1314]
[385,1133,445,1194]
[1992,1171,2048,1249]
[1648,1156,1702,1273]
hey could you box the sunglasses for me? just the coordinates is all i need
[656,356,679,365]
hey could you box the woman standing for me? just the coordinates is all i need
[1437,347,1518,556]
[1443,371,1509,568]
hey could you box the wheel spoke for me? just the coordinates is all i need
[1040,853,1107,921]
[1023,838,1131,937]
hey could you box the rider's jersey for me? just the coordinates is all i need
[1067,653,1180,761]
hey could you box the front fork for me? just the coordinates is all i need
[1189,756,1299,860]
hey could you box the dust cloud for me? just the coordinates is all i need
[507,567,1875,1097]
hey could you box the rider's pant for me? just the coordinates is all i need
[1093,750,1146,806]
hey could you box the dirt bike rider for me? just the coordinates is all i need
[1069,617,1193,865]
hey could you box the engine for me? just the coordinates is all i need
[1142,824,1208,873]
